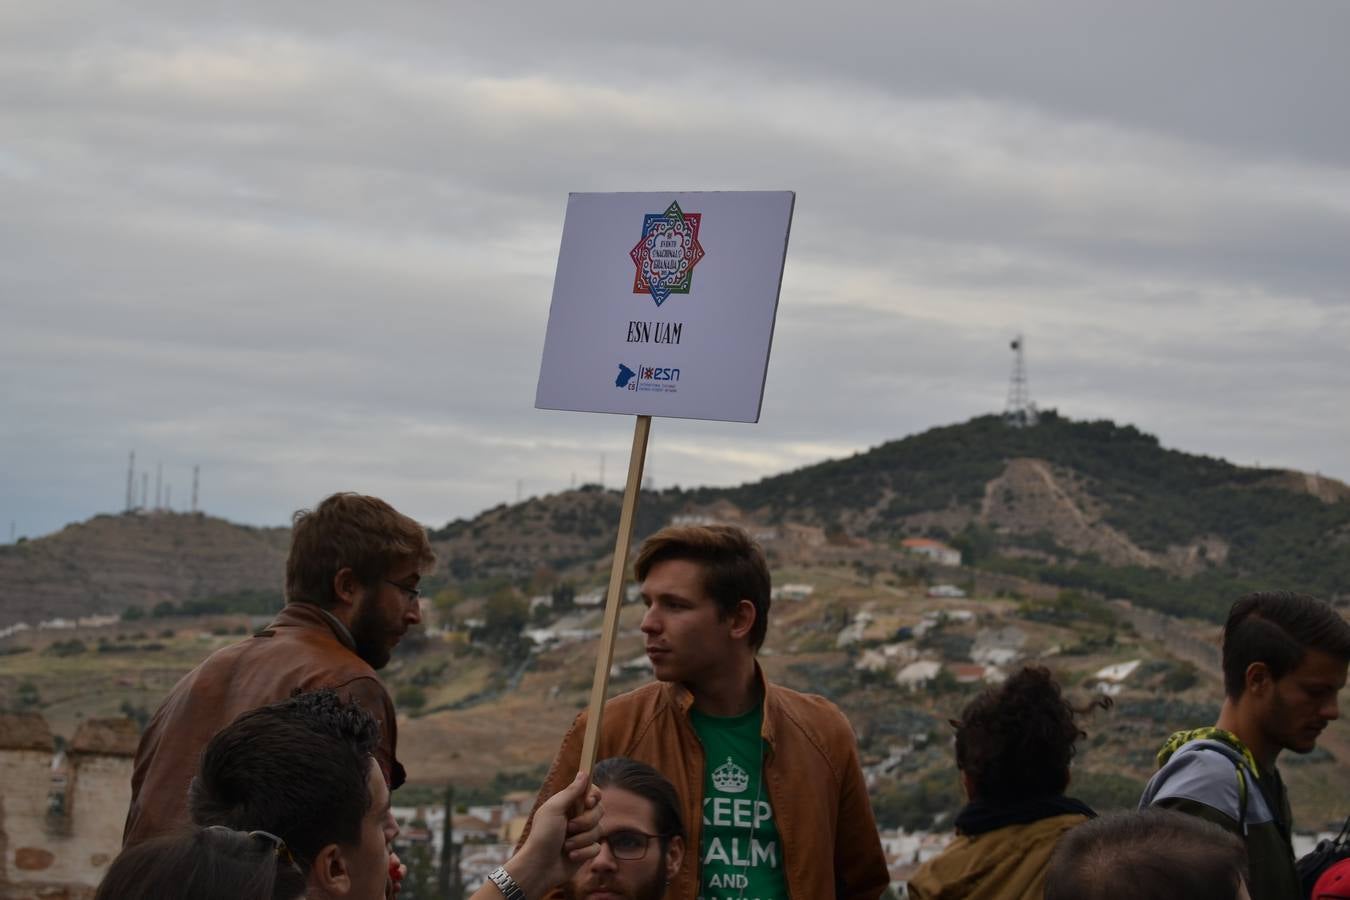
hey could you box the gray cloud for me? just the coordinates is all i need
[2,1,1347,540]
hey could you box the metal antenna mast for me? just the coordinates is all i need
[191,466,199,513]
[1004,334,1038,428]
[125,451,136,512]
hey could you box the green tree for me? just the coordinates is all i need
[18,680,40,708]
[483,589,528,643]
[528,565,559,595]
[870,769,962,831]
[1161,661,1199,693]
[433,586,465,618]
[551,582,576,611]
[397,838,437,899]
[396,685,427,713]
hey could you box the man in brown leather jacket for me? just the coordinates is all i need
[525,525,890,900]
[122,492,433,847]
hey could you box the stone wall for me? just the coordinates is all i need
[1,715,135,900]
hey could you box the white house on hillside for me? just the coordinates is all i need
[895,660,943,690]
[1093,659,1142,696]
[902,538,962,567]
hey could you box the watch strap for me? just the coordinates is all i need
[487,865,526,900]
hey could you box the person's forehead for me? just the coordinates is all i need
[366,757,389,815]
[641,558,709,596]
[1289,648,1349,686]
[386,558,422,582]
[599,785,659,832]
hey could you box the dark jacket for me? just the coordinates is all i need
[906,796,1095,900]
[1139,728,1298,900]
[122,603,403,846]
[522,667,891,900]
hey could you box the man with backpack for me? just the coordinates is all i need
[1140,592,1350,900]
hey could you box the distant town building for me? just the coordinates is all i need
[669,513,719,527]
[971,626,1026,667]
[1093,659,1142,696]
[524,628,556,647]
[617,654,653,674]
[452,813,495,844]
[947,663,1004,685]
[926,584,967,599]
[836,611,874,649]
[0,622,31,640]
[772,583,815,601]
[855,649,891,673]
[902,538,962,567]
[573,590,605,608]
[895,660,943,691]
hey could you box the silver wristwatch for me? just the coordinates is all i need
[487,865,526,900]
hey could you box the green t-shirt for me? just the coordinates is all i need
[690,703,789,900]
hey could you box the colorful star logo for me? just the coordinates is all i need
[629,201,706,307]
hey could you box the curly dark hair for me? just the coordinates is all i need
[954,665,1102,802]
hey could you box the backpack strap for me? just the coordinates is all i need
[1234,762,1249,834]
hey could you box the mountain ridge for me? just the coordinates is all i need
[2,412,1347,630]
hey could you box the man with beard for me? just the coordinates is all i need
[1139,591,1350,900]
[564,757,685,900]
[123,492,432,847]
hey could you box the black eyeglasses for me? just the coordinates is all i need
[600,829,665,860]
[384,580,422,603]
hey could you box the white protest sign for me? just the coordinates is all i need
[535,191,795,423]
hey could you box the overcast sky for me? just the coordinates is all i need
[3,1,1348,540]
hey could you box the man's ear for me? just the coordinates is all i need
[728,599,757,642]
[332,567,364,610]
[665,835,685,883]
[1246,661,1274,699]
[311,842,352,896]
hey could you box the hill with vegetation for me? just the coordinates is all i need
[0,512,289,629]
[4,412,1348,629]
[432,412,1350,621]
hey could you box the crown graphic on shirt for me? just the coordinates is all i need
[711,757,750,794]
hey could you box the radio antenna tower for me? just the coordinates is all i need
[1004,334,1038,428]
[191,466,199,513]
[125,451,136,512]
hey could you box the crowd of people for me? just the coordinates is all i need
[96,491,1350,900]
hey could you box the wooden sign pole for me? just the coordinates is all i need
[578,414,652,773]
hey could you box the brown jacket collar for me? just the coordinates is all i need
[656,662,779,747]
[272,601,357,652]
